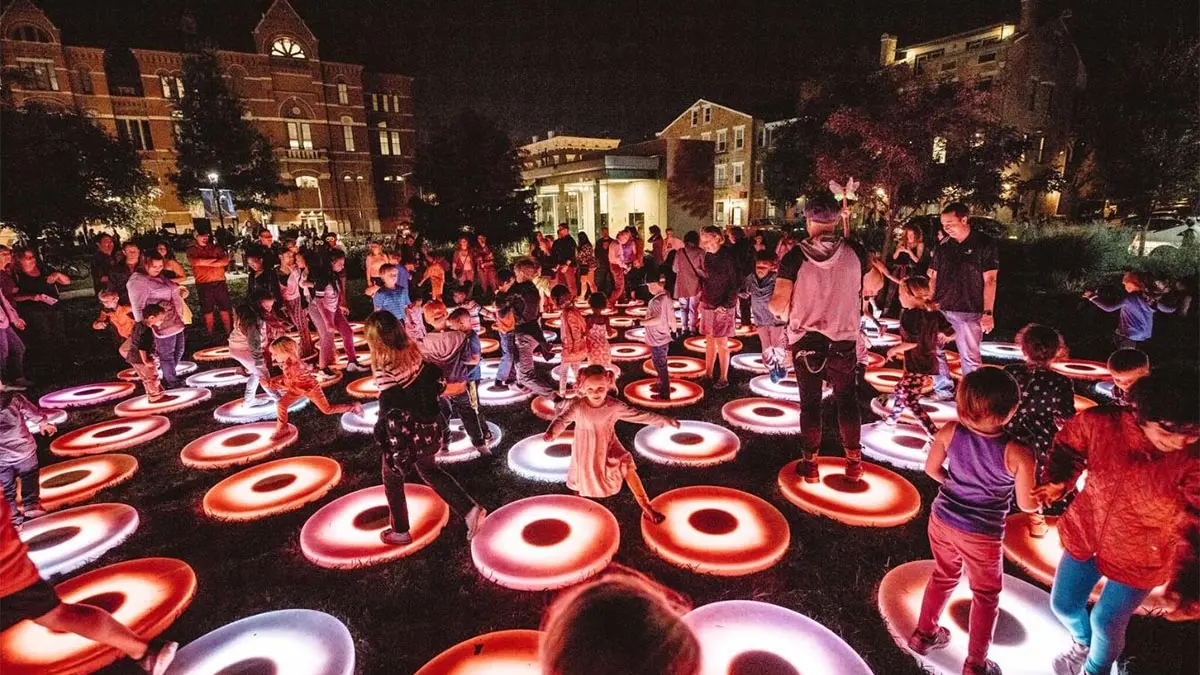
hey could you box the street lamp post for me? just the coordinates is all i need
[206,171,225,233]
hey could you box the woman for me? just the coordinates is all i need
[308,251,367,374]
[648,226,665,267]
[451,236,476,294]
[878,223,930,317]
[10,248,71,373]
[672,231,704,336]
[155,240,192,326]
[127,252,188,389]
[279,249,315,358]
[473,234,497,297]
[576,232,597,300]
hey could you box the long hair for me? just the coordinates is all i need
[364,310,422,381]
[899,275,936,311]
[233,303,260,335]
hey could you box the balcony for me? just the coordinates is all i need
[285,148,326,160]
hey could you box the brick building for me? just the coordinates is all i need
[520,132,620,171]
[0,0,415,233]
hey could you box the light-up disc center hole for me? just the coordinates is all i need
[544,443,572,458]
[894,435,929,450]
[215,657,278,675]
[449,431,468,444]
[94,426,132,439]
[729,651,801,675]
[521,518,571,546]
[823,475,870,494]
[223,432,260,447]
[353,505,391,531]
[43,469,89,488]
[753,406,784,418]
[949,599,1025,645]
[251,474,297,492]
[688,508,738,535]
[75,388,106,397]
[670,432,704,445]
[25,525,81,551]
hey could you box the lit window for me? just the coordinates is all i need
[390,130,401,156]
[270,37,306,59]
[378,125,390,155]
[287,121,313,150]
[701,132,711,141]
[759,127,767,147]
[732,162,743,184]
[337,83,348,105]
[715,129,727,153]
[932,136,947,164]
[1036,135,1046,163]
[703,106,711,123]
[733,125,745,150]
[757,164,765,183]
[370,94,378,111]
[382,95,390,112]
[714,164,727,186]
[383,175,393,182]
[296,176,318,189]
[690,109,698,126]
[116,118,154,151]
[17,59,58,91]
[392,95,400,111]
[714,201,724,223]
[341,116,355,151]
[160,74,184,100]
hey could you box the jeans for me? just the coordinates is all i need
[934,311,983,395]
[917,513,1003,665]
[1051,552,1152,675]
[0,324,26,382]
[678,296,698,334]
[439,389,487,447]
[514,333,554,397]
[154,332,186,389]
[791,333,860,456]
[650,344,670,394]
[1,453,39,524]
[310,305,359,370]
[129,362,163,399]
[497,332,516,384]
[381,452,479,532]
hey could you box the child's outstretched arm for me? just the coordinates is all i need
[615,401,680,429]
[1084,292,1123,313]
[545,400,580,440]
[924,423,954,483]
[1005,440,1039,512]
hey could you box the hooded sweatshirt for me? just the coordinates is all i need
[419,329,471,383]
[0,394,49,465]
[127,272,185,337]
[778,234,867,344]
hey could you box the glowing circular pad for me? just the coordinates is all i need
[471,494,619,591]
[0,557,196,675]
[118,361,197,381]
[551,363,620,384]
[167,609,355,675]
[300,484,449,569]
[980,342,1024,361]
[683,336,744,354]
[184,367,248,388]
[623,327,646,342]
[721,398,801,435]
[730,352,794,374]
[39,454,138,510]
[684,600,874,675]
[640,356,707,380]
[26,408,67,434]
[530,395,559,421]
[192,345,235,362]
[213,396,305,424]
[748,374,830,402]
[507,432,573,482]
[533,344,563,365]
[50,416,171,457]
[414,629,541,675]
[479,337,500,355]
[778,457,921,527]
[20,503,139,577]
[868,332,901,347]
[623,378,704,409]
[608,342,651,362]
[345,376,379,399]
[113,387,212,417]
[643,486,789,576]
[870,396,958,426]
[860,422,932,472]
[1093,381,1115,399]
[340,401,378,434]
[1050,359,1111,381]
[203,456,342,521]
[1073,395,1097,412]
[39,382,136,409]
[478,380,534,407]
[634,421,739,466]
[440,420,503,464]
[479,359,502,381]
[609,316,636,328]
[864,368,933,394]
[180,422,298,469]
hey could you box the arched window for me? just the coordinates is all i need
[270,37,306,59]
[296,175,318,189]
[8,25,51,42]
[340,115,355,152]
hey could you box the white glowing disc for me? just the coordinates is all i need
[480,337,500,354]
[117,361,198,381]
[478,380,534,407]
[1093,381,1115,399]
[1050,360,1111,381]
[414,629,541,675]
[615,299,644,308]
[747,374,831,402]
[507,431,574,482]
[39,454,139,510]
[50,416,172,457]
[683,336,744,354]
[180,422,298,469]
[624,306,648,317]
[721,398,801,435]
[860,422,932,472]
[300,484,449,569]
[193,345,235,362]
[640,356,707,380]
[438,420,503,464]
[868,332,902,348]
[113,387,212,417]
[730,352,794,374]
[980,342,1024,361]
[551,363,620,384]
[685,600,874,675]
[20,503,139,578]
[340,401,378,434]
[26,408,67,434]
[213,396,306,424]
[879,317,901,330]
[634,420,740,467]
[624,327,646,342]
[185,367,249,389]
[479,358,502,381]
[167,609,355,675]
[869,396,958,426]
[608,342,652,362]
[39,382,137,409]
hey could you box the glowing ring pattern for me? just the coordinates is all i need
[868,332,902,348]
[414,629,541,675]
[860,422,933,472]
[748,374,831,402]
[550,363,620,384]
[167,609,355,675]
[480,337,500,355]
[340,401,378,434]
[345,376,380,400]
[180,422,298,469]
[869,396,958,426]
[479,358,502,381]
[879,560,1075,675]
[544,317,561,329]
[980,342,1024,360]
[439,420,503,464]
[1050,360,1111,381]
[623,378,704,409]
[1073,395,1097,412]
[608,342,651,362]
[624,327,646,342]
[609,316,636,328]
[0,557,196,675]
[730,352,794,374]
[300,484,449,569]
[507,432,573,482]
[113,387,212,417]
[624,306,648,317]
[478,380,534,407]
[39,454,138,511]
[684,600,874,675]
[615,299,644,308]
[778,457,921,527]
[864,368,932,394]
[185,367,248,388]
[26,408,67,434]
[118,361,197,381]
[640,356,707,380]
[533,346,564,365]
[642,486,789,576]
[470,494,620,591]
[50,416,171,457]
[214,396,306,424]
[202,456,342,522]
[634,420,740,467]
[20,503,139,578]
[193,345,235,362]
[734,324,756,337]
[721,398,801,435]
[683,336,744,354]
[39,382,136,409]
[332,335,368,350]
[864,351,887,368]
[530,395,559,421]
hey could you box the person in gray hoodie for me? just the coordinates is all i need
[418,301,489,451]
[127,252,188,389]
[0,391,56,526]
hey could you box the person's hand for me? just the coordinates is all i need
[38,423,56,436]
[667,418,681,429]
[92,320,107,330]
[179,287,189,299]
[38,293,53,305]
[980,314,995,334]
[886,347,901,361]
[1033,482,1067,508]
[13,318,25,331]
[341,306,350,316]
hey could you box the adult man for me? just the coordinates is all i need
[698,226,739,389]
[90,234,116,296]
[928,202,998,398]
[550,224,578,297]
[509,259,556,398]
[769,193,870,483]
[185,224,232,335]
[608,230,632,305]
[245,228,282,282]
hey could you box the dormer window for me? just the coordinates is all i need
[7,25,51,42]
[270,37,306,59]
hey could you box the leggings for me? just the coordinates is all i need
[888,371,937,436]
[1051,553,1152,675]
[382,452,479,532]
[309,304,359,369]
[283,297,315,357]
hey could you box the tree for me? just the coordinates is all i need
[170,49,287,212]
[0,104,154,242]
[410,110,534,247]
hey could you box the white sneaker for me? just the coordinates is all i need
[1052,641,1090,675]
[345,362,367,373]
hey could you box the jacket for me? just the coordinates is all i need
[0,394,49,465]
[127,272,185,337]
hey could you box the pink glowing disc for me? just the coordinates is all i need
[609,316,637,328]
[507,432,574,482]
[350,321,365,334]
[864,351,887,369]
[332,334,368,351]
[39,382,136,409]
[541,310,561,320]
[414,629,541,675]
[683,336,744,355]
[1050,360,1111,381]
[860,422,932,472]
[179,422,298,469]
[608,342,651,362]
[530,395,560,421]
[623,378,704,409]
[167,609,355,675]
[26,408,67,434]
[470,494,620,591]
[864,368,933,394]
[623,327,646,342]
[20,502,139,578]
[730,352,794,374]
[634,420,740,467]
[642,486,789,576]
[480,337,500,355]
[213,396,306,424]
[50,416,171,457]
[778,457,921,527]
[185,367,248,389]
[868,332,902,348]
[203,456,342,522]
[623,306,648,317]
[39,454,139,510]
[192,345,235,362]
[118,361,197,381]
[0,557,196,675]
[747,374,831,402]
[721,398,801,435]
[640,356,707,380]
[615,299,644,309]
[345,376,380,400]
[870,396,958,426]
[734,324,755,337]
[113,387,212,417]
[300,484,449,569]
[980,342,1024,361]
[544,317,561,329]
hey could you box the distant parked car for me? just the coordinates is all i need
[1128,217,1200,255]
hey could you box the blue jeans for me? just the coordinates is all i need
[1,453,39,524]
[934,310,982,395]
[650,344,670,394]
[155,331,187,389]
[497,332,516,385]
[1050,552,1151,674]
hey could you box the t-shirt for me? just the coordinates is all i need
[929,230,999,313]
[700,247,739,309]
[373,286,410,320]
[121,321,157,365]
[185,243,230,285]
[777,236,868,344]
[643,291,674,347]
[899,308,951,374]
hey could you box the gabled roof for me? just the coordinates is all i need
[253,0,318,49]
[658,98,753,135]
[657,95,798,136]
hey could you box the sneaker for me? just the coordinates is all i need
[492,382,510,391]
[137,638,178,675]
[642,507,666,525]
[345,361,367,373]
[844,448,865,482]
[380,528,413,546]
[1052,641,1090,675]
[907,626,951,655]
[931,390,956,402]
[796,457,820,483]
[465,506,487,541]
[713,379,729,390]
[769,366,786,384]
[963,659,1002,675]
[22,505,47,520]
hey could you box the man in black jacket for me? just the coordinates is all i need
[550,224,578,297]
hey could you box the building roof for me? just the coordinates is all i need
[520,135,620,155]
[896,21,1015,52]
[657,95,797,136]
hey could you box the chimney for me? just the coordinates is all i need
[531,135,539,143]
[1019,0,1036,33]
[879,33,898,66]
[547,130,556,139]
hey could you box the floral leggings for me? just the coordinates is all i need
[888,372,938,436]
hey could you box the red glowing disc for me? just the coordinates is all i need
[39,382,136,410]
[345,376,380,400]
[213,396,306,424]
[202,456,342,522]
[50,416,171,457]
[0,557,196,675]
[608,342,651,362]
[682,336,744,355]
[313,370,344,388]
[864,351,887,368]
[640,356,707,380]
[634,420,740,467]
[470,494,620,591]
[642,485,789,576]
[870,396,958,426]
[179,422,298,469]
[734,324,756,337]
[778,457,921,527]
[721,397,801,435]
[623,327,646,342]
[730,352,794,374]
[864,368,933,394]
[544,317,561,329]
[300,484,449,569]
[609,316,637,328]
[113,387,212,417]
[184,367,248,389]
[623,378,704,409]
[530,395,560,421]
[414,629,542,675]
[20,502,140,578]
[192,345,235,362]
[1073,395,1097,412]
[480,337,500,355]
[39,454,139,510]
[1050,359,1111,381]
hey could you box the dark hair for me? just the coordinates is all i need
[803,191,842,224]
[701,225,722,237]
[588,292,607,311]
[649,225,662,238]
[1131,369,1200,428]
[497,269,516,284]
[142,303,165,319]
[143,251,165,263]
[452,285,468,298]
[551,284,573,306]
[684,230,700,246]
[380,262,397,275]
[257,227,271,236]
[1107,348,1149,374]
[234,303,260,334]
[248,288,274,308]
[942,202,970,219]
[755,249,776,263]
[957,366,1021,432]
[902,222,925,242]
[730,226,745,241]
[448,307,471,324]
[1015,323,1064,366]
[329,249,346,261]
[577,231,592,247]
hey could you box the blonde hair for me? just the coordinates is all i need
[899,275,936,310]
[513,258,539,279]
[268,336,300,363]
[956,366,1021,434]
[364,310,423,379]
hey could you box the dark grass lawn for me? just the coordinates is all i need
[26,281,1200,675]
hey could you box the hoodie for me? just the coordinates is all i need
[127,272,185,337]
[0,394,49,465]
[778,234,867,344]
[419,329,472,383]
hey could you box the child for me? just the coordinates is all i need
[884,276,954,438]
[1084,271,1156,349]
[448,306,492,446]
[418,302,489,451]
[1105,348,1149,407]
[419,251,446,302]
[265,337,362,440]
[555,285,588,397]
[908,367,1038,675]
[403,293,428,343]
[545,365,680,523]
[228,301,272,406]
[372,263,411,320]
[511,260,557,396]
[643,274,676,402]
[743,250,788,382]
[586,292,613,368]
[450,285,482,334]
[279,249,315,358]
[121,304,167,402]
[488,270,519,390]
[364,240,388,289]
[1003,323,1075,538]
[0,392,55,526]
[309,251,367,374]
[91,289,134,343]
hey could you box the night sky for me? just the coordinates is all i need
[19,0,1196,142]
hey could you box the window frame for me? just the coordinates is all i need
[733,125,745,150]
[270,37,306,59]
[703,105,711,123]
[341,116,355,152]
[17,58,58,91]
[715,128,728,153]
[337,83,348,105]
[732,162,744,185]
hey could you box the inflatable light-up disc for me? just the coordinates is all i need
[117,361,197,381]
[721,398,801,435]
[634,420,739,467]
[684,600,874,675]
[507,432,574,482]
[864,351,887,369]
[480,337,500,355]
[868,332,902,348]
[167,609,355,675]
[180,422,298,469]
[778,457,921,527]
[641,356,707,380]
[734,324,755,337]
[479,379,534,407]
[437,420,503,464]
[0,557,196,675]
[414,629,541,675]
[642,486,789,576]
[39,382,136,409]
[870,396,958,426]
[530,395,560,421]
[214,396,306,424]
[340,401,378,434]
[683,336,744,354]
[879,317,901,330]
[185,367,248,389]
[748,374,831,402]
[480,358,502,381]
[349,321,365,333]
[624,378,704,409]
[39,454,138,510]
[980,342,1024,361]
[608,342,651,362]
[542,310,562,320]
[202,456,342,522]
[609,316,637,328]
[113,387,212,417]
[533,345,563,365]
[864,368,934,394]
[1073,395,1098,412]
[878,560,1079,675]
[345,375,380,400]
[332,334,368,351]
[1093,381,1115,399]
[551,363,620,384]
[192,345,234,362]
[730,352,795,374]
[300,484,449,569]
[26,408,67,434]
[50,416,171,457]
[624,327,646,342]
[1050,359,1111,381]
[623,306,648,317]
[860,422,932,472]
[20,503,139,577]
[616,299,644,308]
[544,317,561,329]
[471,494,620,591]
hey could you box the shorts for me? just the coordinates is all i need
[700,306,735,338]
[196,281,232,314]
[1,578,60,631]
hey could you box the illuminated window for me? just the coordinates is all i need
[17,58,58,91]
[716,129,727,153]
[390,130,401,156]
[714,164,727,186]
[733,125,745,150]
[732,162,744,184]
[377,122,390,155]
[703,106,711,123]
[932,136,947,164]
[701,131,711,141]
[757,164,765,183]
[341,116,355,151]
[690,109,698,126]
[161,74,184,100]
[287,121,312,150]
[337,83,348,105]
[714,201,725,223]
[382,95,390,112]
[270,37,306,59]
[370,94,378,111]
[392,95,400,111]
[116,118,154,151]
[7,25,51,42]
[759,126,768,147]
[296,175,318,189]
[1036,135,1046,163]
